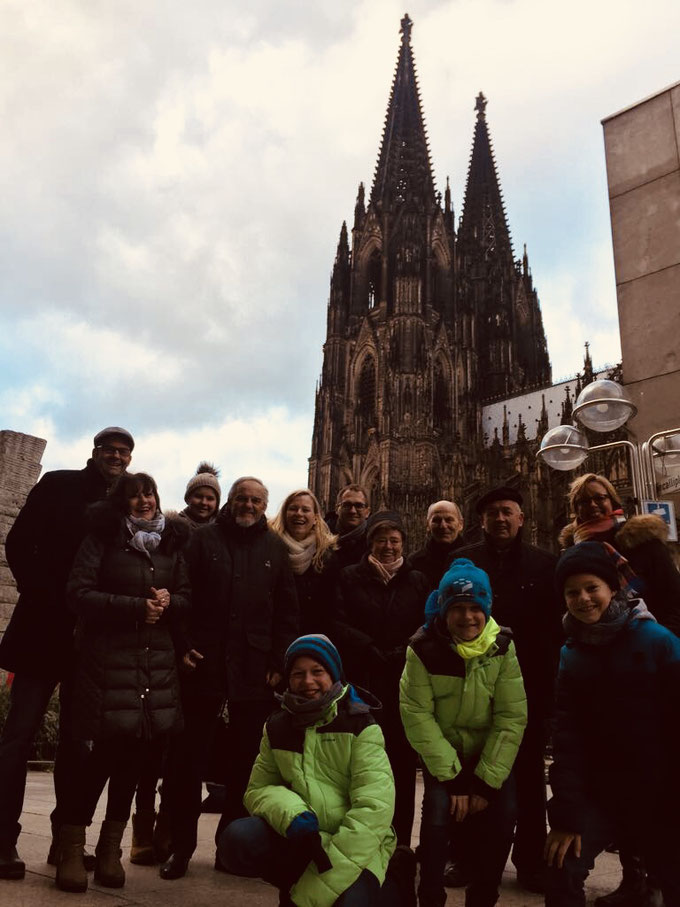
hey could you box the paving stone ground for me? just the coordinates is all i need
[0,770,621,906]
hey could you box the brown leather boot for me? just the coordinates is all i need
[130,811,156,865]
[94,820,127,888]
[55,825,88,893]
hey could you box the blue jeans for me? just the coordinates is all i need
[545,800,680,906]
[418,769,516,907]
[218,816,400,906]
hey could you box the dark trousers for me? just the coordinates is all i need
[214,698,275,846]
[377,698,417,847]
[162,688,223,856]
[218,815,400,906]
[60,737,163,826]
[419,769,516,907]
[510,721,547,873]
[545,802,680,907]
[0,671,93,846]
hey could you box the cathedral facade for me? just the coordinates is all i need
[308,15,621,550]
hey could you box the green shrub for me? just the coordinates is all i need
[0,671,60,764]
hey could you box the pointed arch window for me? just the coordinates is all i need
[367,249,381,309]
[433,359,451,432]
[357,356,377,425]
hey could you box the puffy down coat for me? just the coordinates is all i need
[400,619,527,798]
[244,685,396,907]
[66,504,190,741]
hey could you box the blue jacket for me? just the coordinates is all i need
[548,601,680,833]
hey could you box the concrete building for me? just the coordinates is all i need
[602,83,680,466]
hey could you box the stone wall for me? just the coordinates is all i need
[0,431,46,635]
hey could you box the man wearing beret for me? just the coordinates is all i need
[0,427,134,879]
[454,486,562,894]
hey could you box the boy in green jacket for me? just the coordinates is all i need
[218,634,400,906]
[400,558,527,907]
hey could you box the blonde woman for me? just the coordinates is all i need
[270,489,338,635]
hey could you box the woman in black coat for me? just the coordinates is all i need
[332,511,429,847]
[269,488,339,635]
[55,473,190,894]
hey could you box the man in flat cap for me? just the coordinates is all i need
[0,427,134,879]
[453,486,562,894]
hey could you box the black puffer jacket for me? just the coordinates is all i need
[2,459,109,679]
[456,534,562,723]
[183,509,299,702]
[66,503,190,742]
[332,554,429,704]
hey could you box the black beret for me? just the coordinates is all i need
[475,486,523,515]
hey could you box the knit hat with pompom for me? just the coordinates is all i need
[184,462,221,506]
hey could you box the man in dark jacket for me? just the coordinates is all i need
[408,499,466,592]
[160,476,299,880]
[455,486,561,894]
[0,427,134,879]
[329,484,371,569]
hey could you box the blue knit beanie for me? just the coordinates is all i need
[284,634,345,685]
[425,558,493,625]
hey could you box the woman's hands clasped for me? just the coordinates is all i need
[145,586,170,624]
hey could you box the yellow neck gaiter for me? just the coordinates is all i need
[452,616,500,660]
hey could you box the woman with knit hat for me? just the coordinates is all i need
[269,489,339,635]
[217,634,400,906]
[178,462,221,530]
[545,541,680,907]
[400,558,527,907]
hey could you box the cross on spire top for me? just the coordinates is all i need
[475,92,487,118]
[400,13,412,43]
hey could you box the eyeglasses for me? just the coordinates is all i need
[340,501,367,511]
[578,493,610,506]
[96,445,132,458]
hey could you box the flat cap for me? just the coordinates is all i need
[93,426,135,451]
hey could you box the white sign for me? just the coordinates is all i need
[641,500,678,542]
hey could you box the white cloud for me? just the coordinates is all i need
[1,0,678,497]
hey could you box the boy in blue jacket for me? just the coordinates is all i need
[545,541,680,906]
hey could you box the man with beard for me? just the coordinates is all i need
[160,476,299,880]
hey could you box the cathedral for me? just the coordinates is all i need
[308,14,623,550]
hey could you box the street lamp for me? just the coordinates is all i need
[538,378,677,504]
[572,379,637,432]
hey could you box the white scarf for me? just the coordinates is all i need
[280,531,317,575]
[126,513,165,557]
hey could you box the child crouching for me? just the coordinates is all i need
[545,541,680,906]
[399,558,527,907]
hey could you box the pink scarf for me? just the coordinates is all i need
[368,554,404,584]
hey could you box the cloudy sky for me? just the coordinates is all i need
[2,0,679,513]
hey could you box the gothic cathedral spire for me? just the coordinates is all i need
[309,15,552,547]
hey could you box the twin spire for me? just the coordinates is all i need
[370,13,435,209]
[370,13,513,262]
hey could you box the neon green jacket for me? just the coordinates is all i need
[244,685,396,907]
[399,621,527,796]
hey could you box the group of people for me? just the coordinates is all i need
[0,425,678,907]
